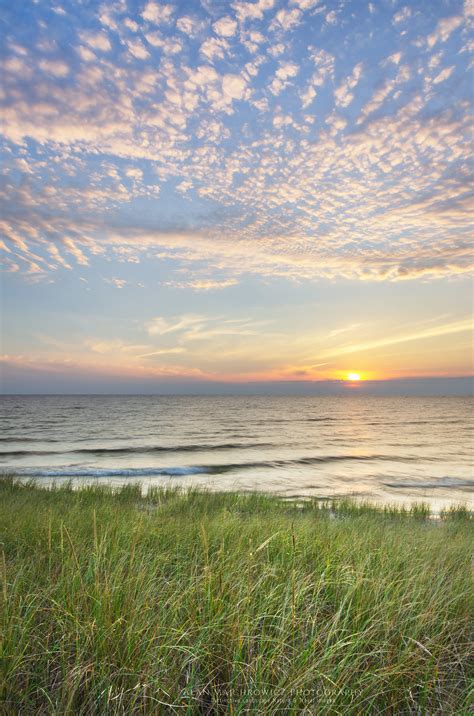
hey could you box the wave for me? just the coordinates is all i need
[0,442,272,457]
[3,453,426,479]
[384,477,474,489]
[0,437,61,443]
[11,466,209,478]
[306,417,338,422]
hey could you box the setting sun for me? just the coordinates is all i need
[347,373,361,381]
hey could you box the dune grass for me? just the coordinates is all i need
[1,477,473,714]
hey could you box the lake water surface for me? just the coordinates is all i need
[1,395,472,510]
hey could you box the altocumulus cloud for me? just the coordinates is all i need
[0,0,472,285]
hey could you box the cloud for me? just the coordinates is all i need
[0,0,471,292]
[146,314,204,336]
[319,318,473,359]
[137,347,186,358]
[123,18,139,32]
[328,323,362,338]
[334,62,363,107]
[241,29,266,52]
[300,84,316,108]
[141,1,174,25]
[383,52,401,66]
[357,64,410,123]
[163,278,238,291]
[145,31,182,54]
[270,7,302,31]
[4,166,471,283]
[124,167,143,180]
[145,315,269,347]
[38,59,70,77]
[213,16,238,37]
[427,15,463,47]
[222,73,248,100]
[300,48,334,107]
[47,243,72,269]
[104,278,127,288]
[290,0,322,8]
[0,354,210,383]
[126,39,150,59]
[269,61,299,95]
[200,36,229,61]
[275,61,299,79]
[393,7,412,24]
[77,45,96,62]
[432,65,455,83]
[62,237,89,266]
[176,16,207,37]
[84,338,150,354]
[232,0,275,25]
[80,31,111,52]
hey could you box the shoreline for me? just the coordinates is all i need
[3,473,473,517]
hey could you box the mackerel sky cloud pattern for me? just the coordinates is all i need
[1,0,472,282]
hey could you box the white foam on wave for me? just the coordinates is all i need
[6,466,209,478]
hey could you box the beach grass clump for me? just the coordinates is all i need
[1,477,472,714]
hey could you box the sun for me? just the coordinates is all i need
[347,372,361,381]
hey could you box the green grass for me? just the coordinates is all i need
[1,477,473,715]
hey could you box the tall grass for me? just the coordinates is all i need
[1,477,472,714]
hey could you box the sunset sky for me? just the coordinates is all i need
[1,0,473,392]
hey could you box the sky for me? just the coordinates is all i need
[0,0,473,393]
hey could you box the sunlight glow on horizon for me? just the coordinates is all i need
[347,373,362,382]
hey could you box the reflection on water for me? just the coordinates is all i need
[1,395,472,510]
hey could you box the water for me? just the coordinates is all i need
[1,395,473,510]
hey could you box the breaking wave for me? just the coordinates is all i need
[3,453,428,479]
